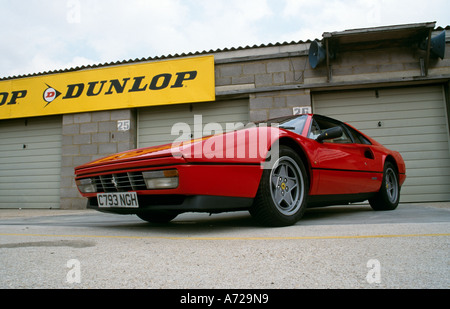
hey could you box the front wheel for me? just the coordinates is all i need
[369,162,400,211]
[250,146,308,227]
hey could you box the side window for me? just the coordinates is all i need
[309,120,322,140]
[346,125,372,145]
[308,117,352,144]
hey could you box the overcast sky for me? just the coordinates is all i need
[0,0,448,78]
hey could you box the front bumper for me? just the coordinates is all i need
[76,163,263,213]
[87,194,254,214]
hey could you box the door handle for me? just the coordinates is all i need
[364,148,375,160]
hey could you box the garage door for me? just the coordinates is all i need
[0,116,62,208]
[138,99,249,148]
[313,85,450,203]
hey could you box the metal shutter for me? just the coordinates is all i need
[313,85,450,203]
[0,116,62,208]
[138,99,249,148]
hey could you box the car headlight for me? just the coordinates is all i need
[142,169,179,189]
[76,178,97,193]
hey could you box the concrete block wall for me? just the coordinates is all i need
[217,57,309,89]
[304,43,450,84]
[324,47,425,83]
[249,89,311,122]
[216,57,312,122]
[60,109,136,209]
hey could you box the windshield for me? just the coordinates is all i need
[248,115,308,135]
[276,115,308,135]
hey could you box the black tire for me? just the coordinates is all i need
[250,146,308,227]
[137,211,178,223]
[369,162,400,211]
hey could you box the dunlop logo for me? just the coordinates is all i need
[45,71,197,107]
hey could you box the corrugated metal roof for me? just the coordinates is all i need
[1,25,448,82]
[0,40,313,81]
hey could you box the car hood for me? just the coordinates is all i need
[75,126,287,173]
[75,137,204,171]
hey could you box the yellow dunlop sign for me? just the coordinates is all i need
[0,55,215,120]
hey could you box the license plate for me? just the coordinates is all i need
[97,192,139,208]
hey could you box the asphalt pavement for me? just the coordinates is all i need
[0,203,449,290]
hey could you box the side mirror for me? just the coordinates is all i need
[316,126,343,143]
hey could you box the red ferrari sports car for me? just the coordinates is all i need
[75,114,406,227]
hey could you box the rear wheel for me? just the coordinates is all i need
[369,162,400,211]
[250,146,308,227]
[137,211,179,223]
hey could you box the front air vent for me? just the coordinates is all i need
[92,172,147,192]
